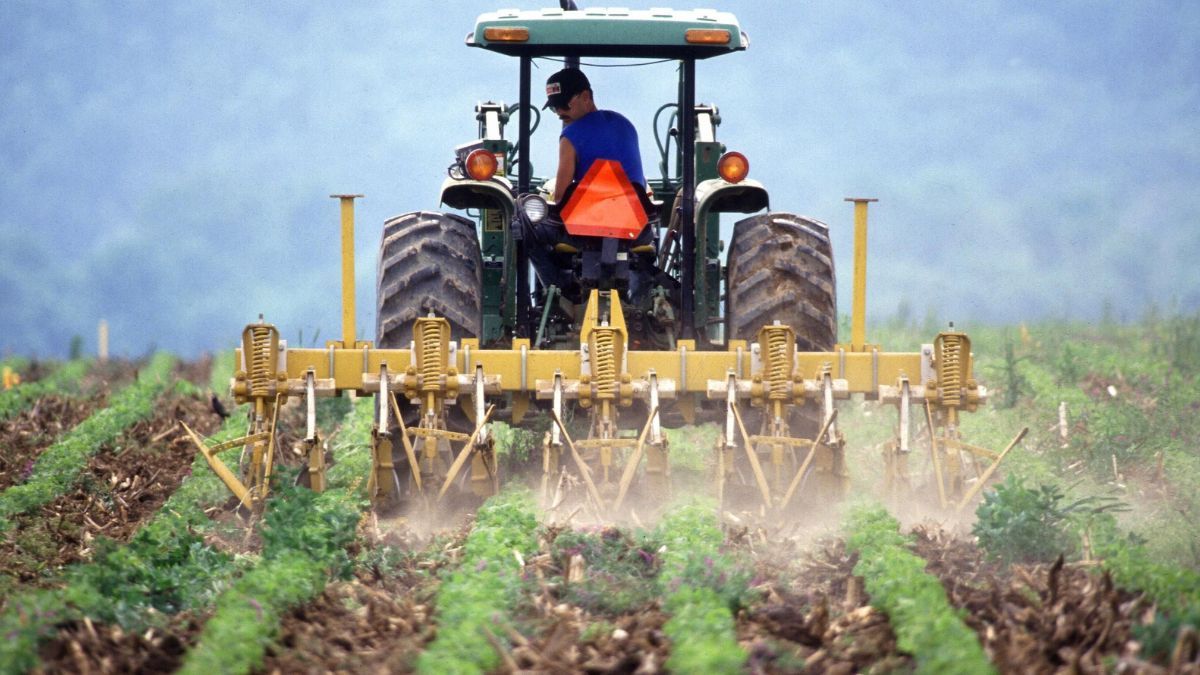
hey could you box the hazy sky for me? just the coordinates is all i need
[2,2,1197,357]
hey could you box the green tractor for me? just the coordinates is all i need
[194,5,1004,519]
[375,6,836,361]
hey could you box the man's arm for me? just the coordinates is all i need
[554,136,576,204]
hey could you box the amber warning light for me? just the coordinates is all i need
[483,27,530,42]
[685,28,731,44]
[465,149,499,181]
[717,151,749,183]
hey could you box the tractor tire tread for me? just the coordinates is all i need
[376,211,482,348]
[727,212,837,352]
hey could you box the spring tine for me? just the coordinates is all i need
[779,409,839,512]
[389,391,423,495]
[549,410,605,514]
[437,404,496,501]
[926,400,948,509]
[730,399,772,508]
[955,427,1028,512]
[613,404,659,513]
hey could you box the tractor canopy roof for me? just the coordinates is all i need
[468,7,747,59]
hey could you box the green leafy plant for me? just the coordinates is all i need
[0,403,252,673]
[179,399,373,675]
[655,500,748,674]
[1000,335,1028,408]
[846,505,994,675]
[551,526,662,614]
[973,476,1127,566]
[416,489,540,674]
[0,359,89,421]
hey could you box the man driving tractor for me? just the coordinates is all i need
[525,66,657,301]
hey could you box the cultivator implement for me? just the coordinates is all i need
[187,197,1024,519]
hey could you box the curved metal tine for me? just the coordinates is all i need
[898,379,910,453]
[730,390,773,509]
[779,408,839,512]
[261,393,282,496]
[437,404,496,501]
[613,403,660,514]
[389,390,424,496]
[955,426,1028,512]
[549,409,605,517]
[925,400,948,509]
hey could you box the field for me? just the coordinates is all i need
[1,314,1198,674]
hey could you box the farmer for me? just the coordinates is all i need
[543,67,646,203]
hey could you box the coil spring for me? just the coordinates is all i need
[939,334,964,407]
[419,322,444,385]
[764,327,790,400]
[592,329,617,399]
[247,325,274,398]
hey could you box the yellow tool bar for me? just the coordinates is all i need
[253,342,925,398]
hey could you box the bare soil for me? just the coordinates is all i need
[7,358,1196,673]
[0,394,223,586]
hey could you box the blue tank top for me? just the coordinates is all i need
[561,110,646,188]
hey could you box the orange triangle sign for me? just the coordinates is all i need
[560,159,648,239]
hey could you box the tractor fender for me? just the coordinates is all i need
[439,175,516,219]
[694,177,769,223]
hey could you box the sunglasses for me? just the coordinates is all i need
[553,92,580,112]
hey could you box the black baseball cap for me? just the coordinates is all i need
[543,67,590,110]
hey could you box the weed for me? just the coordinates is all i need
[551,526,662,614]
[973,476,1127,566]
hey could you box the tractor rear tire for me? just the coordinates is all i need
[726,212,837,350]
[375,211,483,512]
[376,211,482,348]
[725,212,839,511]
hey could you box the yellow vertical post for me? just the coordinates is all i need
[844,197,877,352]
[331,194,365,349]
[97,320,109,362]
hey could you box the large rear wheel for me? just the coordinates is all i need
[725,212,839,509]
[726,212,836,350]
[376,210,482,347]
[375,211,484,510]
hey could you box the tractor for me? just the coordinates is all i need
[189,5,1023,521]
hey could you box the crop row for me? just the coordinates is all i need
[179,397,373,674]
[416,489,541,673]
[1096,534,1200,655]
[845,505,994,675]
[0,400,255,672]
[656,501,749,674]
[0,353,175,529]
[0,359,90,421]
